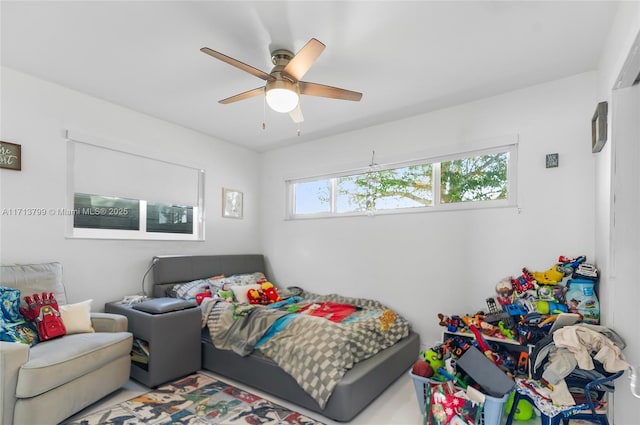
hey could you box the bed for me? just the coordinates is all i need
[151,254,420,422]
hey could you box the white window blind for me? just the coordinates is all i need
[65,130,205,240]
[67,133,202,207]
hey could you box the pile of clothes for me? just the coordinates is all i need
[529,323,629,405]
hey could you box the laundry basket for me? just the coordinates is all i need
[410,371,442,414]
[410,371,511,425]
[481,391,511,425]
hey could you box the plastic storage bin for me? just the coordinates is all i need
[410,371,440,414]
[410,371,512,425]
[482,391,510,425]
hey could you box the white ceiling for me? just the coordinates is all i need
[1,1,620,152]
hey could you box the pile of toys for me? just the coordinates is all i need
[411,255,601,423]
[424,255,600,379]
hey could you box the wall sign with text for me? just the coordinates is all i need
[0,141,22,171]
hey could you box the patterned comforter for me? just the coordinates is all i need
[204,291,410,408]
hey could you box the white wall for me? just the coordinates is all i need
[0,67,262,309]
[594,2,640,423]
[261,72,597,348]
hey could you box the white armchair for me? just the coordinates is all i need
[0,262,132,425]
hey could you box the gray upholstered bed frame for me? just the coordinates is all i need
[151,254,420,422]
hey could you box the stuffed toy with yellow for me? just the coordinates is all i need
[247,282,281,305]
[261,281,281,303]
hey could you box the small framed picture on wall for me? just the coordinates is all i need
[222,188,243,219]
[0,141,22,171]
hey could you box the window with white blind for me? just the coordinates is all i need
[66,131,205,240]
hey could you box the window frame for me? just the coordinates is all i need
[285,143,518,219]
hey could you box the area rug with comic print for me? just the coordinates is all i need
[61,372,325,425]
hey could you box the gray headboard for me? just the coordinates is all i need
[151,254,266,298]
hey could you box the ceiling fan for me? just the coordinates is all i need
[200,38,362,123]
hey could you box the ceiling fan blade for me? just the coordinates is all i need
[282,38,326,81]
[219,87,265,104]
[201,47,275,81]
[299,81,363,101]
[289,103,304,123]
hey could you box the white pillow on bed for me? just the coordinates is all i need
[231,284,261,304]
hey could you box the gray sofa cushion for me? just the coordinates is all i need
[0,262,67,304]
[15,331,132,398]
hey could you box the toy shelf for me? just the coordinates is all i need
[443,330,522,346]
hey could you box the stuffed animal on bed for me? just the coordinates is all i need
[261,282,281,303]
[246,282,281,305]
[195,289,212,305]
[217,289,234,301]
[247,287,269,305]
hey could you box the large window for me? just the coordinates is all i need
[66,131,204,240]
[287,145,516,218]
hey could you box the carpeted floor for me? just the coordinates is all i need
[61,372,325,424]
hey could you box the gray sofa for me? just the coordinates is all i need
[0,262,133,425]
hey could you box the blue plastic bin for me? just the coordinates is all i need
[482,391,511,425]
[410,370,512,425]
[410,371,439,414]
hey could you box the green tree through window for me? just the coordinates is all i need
[289,146,514,217]
[337,164,433,212]
[440,153,508,203]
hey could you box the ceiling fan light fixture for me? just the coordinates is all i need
[202,38,362,123]
[265,80,299,113]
